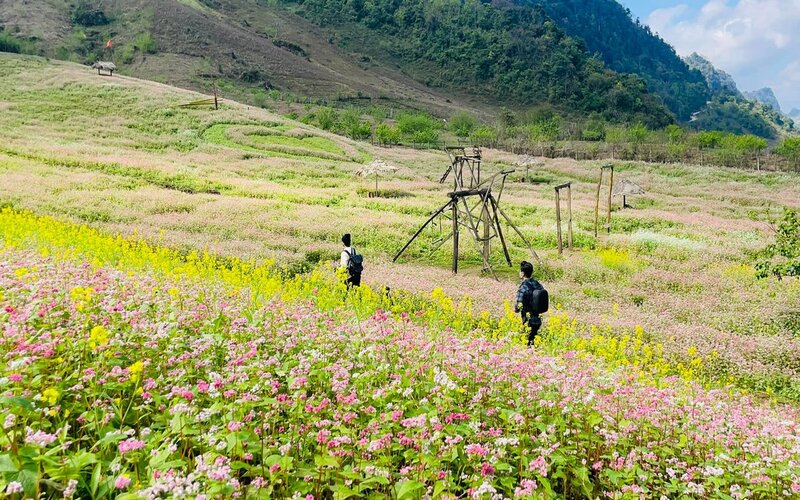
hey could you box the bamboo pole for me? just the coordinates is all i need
[555,188,563,255]
[567,184,573,250]
[594,170,602,237]
[392,199,451,262]
[489,197,512,266]
[482,201,490,264]
[606,167,614,234]
[452,201,459,274]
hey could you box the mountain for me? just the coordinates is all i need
[0,0,675,126]
[744,88,782,112]
[524,1,710,121]
[683,53,741,96]
[681,54,794,138]
[790,108,800,120]
[690,93,795,139]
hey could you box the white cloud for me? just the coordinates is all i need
[646,0,800,110]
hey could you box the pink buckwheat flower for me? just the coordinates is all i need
[114,475,131,489]
[118,438,145,454]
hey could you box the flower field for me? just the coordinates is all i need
[3,210,800,499]
[2,54,800,498]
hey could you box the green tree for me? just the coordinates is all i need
[375,123,401,146]
[694,131,725,150]
[665,124,684,144]
[397,113,440,136]
[340,108,371,140]
[528,117,561,143]
[605,125,627,159]
[756,209,800,279]
[470,126,497,147]
[736,134,768,169]
[316,107,338,131]
[581,115,606,141]
[449,112,477,138]
[0,31,21,53]
[775,137,800,170]
[627,122,649,155]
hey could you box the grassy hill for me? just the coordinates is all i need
[1,0,678,126]
[0,0,495,118]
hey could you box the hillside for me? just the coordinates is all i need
[524,0,710,121]
[0,0,493,118]
[684,54,795,139]
[1,53,800,498]
[1,0,677,126]
[277,0,674,127]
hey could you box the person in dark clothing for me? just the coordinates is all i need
[515,261,544,347]
[339,233,362,288]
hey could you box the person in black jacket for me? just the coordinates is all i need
[339,233,362,288]
[515,261,544,347]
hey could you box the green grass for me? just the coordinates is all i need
[247,131,345,156]
[0,148,228,194]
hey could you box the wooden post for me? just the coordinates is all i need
[567,184,573,250]
[606,166,614,234]
[452,200,459,274]
[555,188,563,255]
[213,78,219,110]
[594,170,602,237]
[482,201,490,266]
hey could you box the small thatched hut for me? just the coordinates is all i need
[92,61,117,76]
[611,179,645,208]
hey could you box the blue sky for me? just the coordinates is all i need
[618,0,800,112]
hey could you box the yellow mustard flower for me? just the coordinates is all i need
[89,325,110,349]
[42,387,59,405]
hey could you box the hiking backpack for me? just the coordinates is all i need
[523,281,549,315]
[347,248,363,276]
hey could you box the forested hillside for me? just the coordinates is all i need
[523,0,710,121]
[279,0,673,127]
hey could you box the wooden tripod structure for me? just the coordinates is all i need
[594,164,614,236]
[394,147,541,275]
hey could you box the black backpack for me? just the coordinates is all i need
[347,248,363,276]
[523,281,549,315]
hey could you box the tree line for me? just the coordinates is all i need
[298,105,800,172]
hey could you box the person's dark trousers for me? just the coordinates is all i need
[346,274,361,288]
[527,317,542,347]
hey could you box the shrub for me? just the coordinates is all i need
[71,1,109,26]
[396,113,441,135]
[0,31,22,53]
[375,123,401,145]
[316,107,338,131]
[775,137,800,168]
[448,112,476,138]
[756,208,800,279]
[134,33,158,54]
[470,126,497,146]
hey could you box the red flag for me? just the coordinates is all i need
[105,39,113,49]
